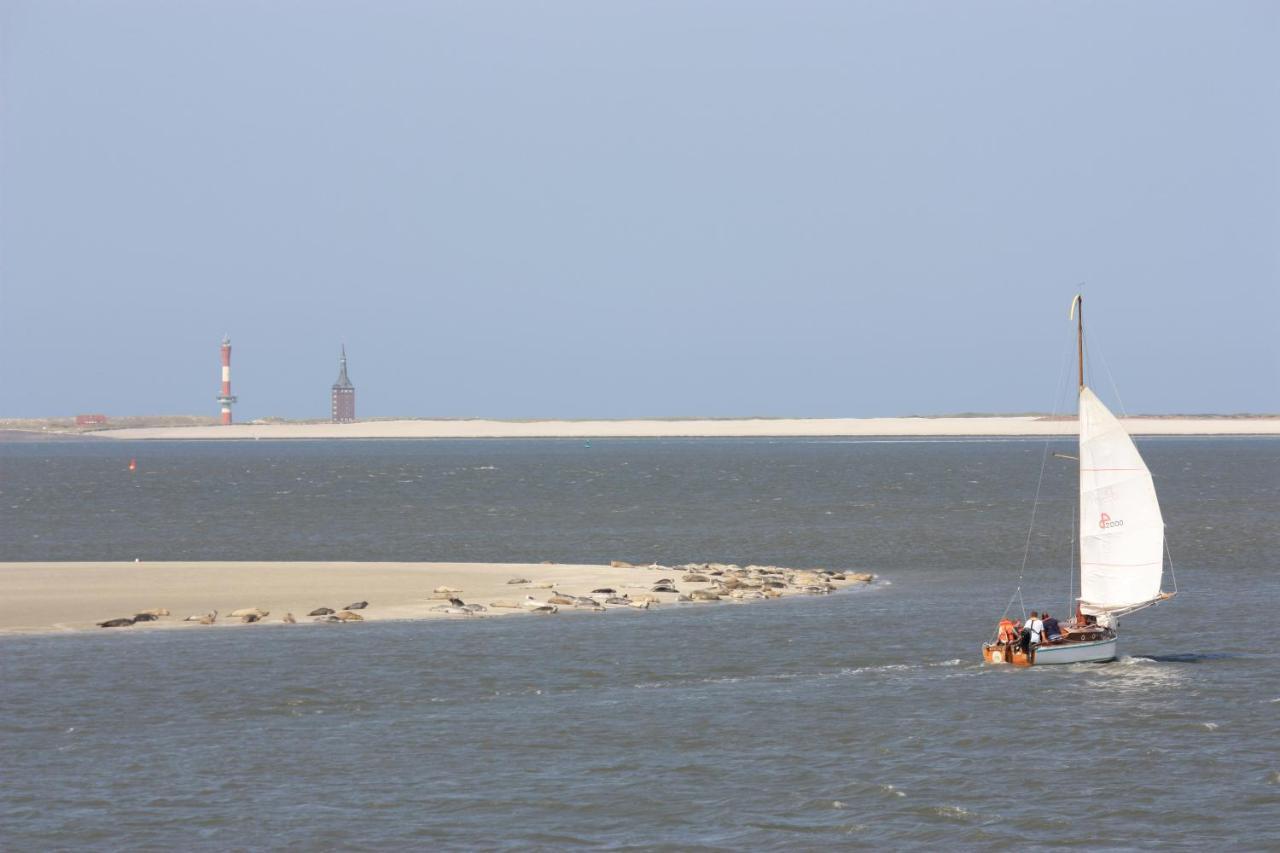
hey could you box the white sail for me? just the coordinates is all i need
[1078,387,1165,614]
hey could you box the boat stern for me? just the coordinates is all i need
[982,644,1031,666]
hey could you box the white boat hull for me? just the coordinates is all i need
[1031,637,1117,665]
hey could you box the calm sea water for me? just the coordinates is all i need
[2,437,1278,848]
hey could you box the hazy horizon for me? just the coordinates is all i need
[3,1,1277,420]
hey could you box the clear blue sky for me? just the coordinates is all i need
[2,1,1276,419]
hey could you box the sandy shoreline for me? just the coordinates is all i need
[32,416,1280,440]
[0,561,875,636]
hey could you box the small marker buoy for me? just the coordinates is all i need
[128,458,137,472]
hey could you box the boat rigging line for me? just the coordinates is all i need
[1014,311,1077,611]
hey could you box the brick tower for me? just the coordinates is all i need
[331,346,355,423]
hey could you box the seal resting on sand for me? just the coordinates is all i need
[241,613,263,623]
[282,613,297,624]
[335,610,364,621]
[344,601,368,610]
[489,600,522,609]
[136,608,171,617]
[230,608,268,619]
[548,594,576,606]
[308,607,335,616]
[506,577,531,585]
[132,613,159,622]
[97,617,135,628]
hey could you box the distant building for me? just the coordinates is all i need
[331,346,356,423]
[76,414,108,426]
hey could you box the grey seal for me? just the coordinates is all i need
[97,617,134,628]
[308,607,335,616]
[344,601,368,610]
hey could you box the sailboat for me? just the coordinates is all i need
[983,295,1176,666]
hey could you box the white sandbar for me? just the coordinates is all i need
[81,416,1280,440]
[0,561,871,635]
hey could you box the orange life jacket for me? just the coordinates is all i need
[997,619,1017,643]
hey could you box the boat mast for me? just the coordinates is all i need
[1072,293,1084,625]
[1075,294,1084,392]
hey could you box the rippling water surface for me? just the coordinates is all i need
[2,438,1277,848]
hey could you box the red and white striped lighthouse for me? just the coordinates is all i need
[216,335,238,425]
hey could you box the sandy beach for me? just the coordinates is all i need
[62,415,1280,440]
[0,560,874,635]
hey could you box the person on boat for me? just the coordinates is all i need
[1041,612,1063,643]
[1019,611,1044,660]
[996,617,1018,647]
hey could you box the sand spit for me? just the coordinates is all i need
[67,416,1280,441]
[0,561,877,636]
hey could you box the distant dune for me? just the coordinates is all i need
[9,415,1271,440]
